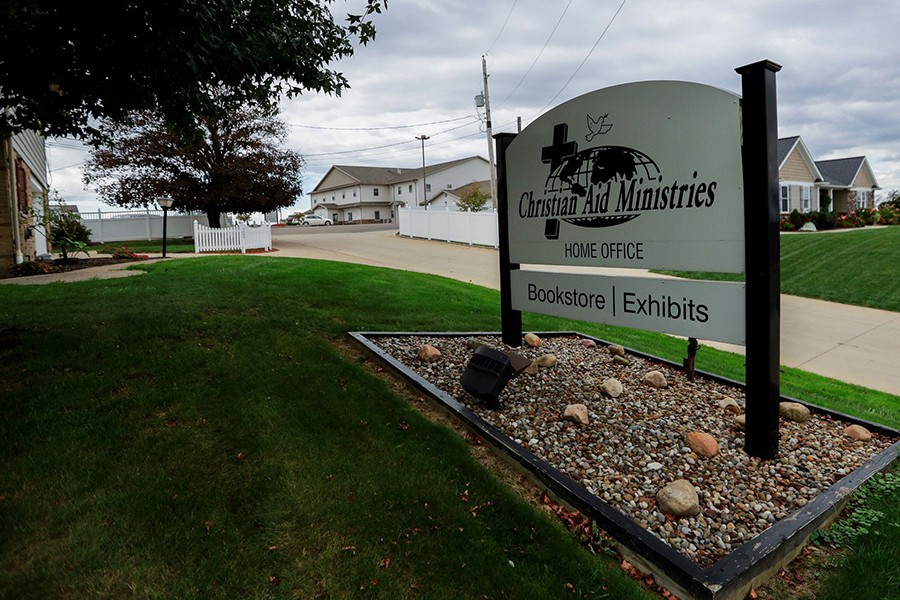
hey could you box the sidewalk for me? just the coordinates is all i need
[5,231,898,396]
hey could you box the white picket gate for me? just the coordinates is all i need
[193,221,272,253]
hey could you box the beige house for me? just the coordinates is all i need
[2,131,49,271]
[778,136,880,214]
[308,156,491,223]
[425,180,493,210]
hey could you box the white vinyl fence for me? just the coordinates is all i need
[81,209,224,243]
[193,221,272,254]
[398,206,498,247]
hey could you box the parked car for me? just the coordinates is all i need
[301,214,332,226]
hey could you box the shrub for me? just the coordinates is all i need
[110,245,139,259]
[11,260,56,277]
[813,211,838,230]
[788,209,804,230]
[779,216,796,231]
[878,204,899,224]
[47,206,92,260]
[838,212,866,228]
[857,207,877,226]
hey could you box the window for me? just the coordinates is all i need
[373,188,380,197]
[374,210,380,220]
[800,186,810,212]
[857,190,869,209]
[348,212,353,221]
[342,192,345,199]
[780,186,790,213]
[333,213,338,222]
[397,187,402,195]
[425,183,431,193]
[353,190,357,197]
[409,184,413,193]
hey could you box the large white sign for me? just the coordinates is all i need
[506,81,745,273]
[511,270,746,345]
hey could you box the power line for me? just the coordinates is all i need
[494,0,575,109]
[484,0,518,55]
[532,0,629,118]
[287,115,475,131]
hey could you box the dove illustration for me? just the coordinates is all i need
[586,113,612,141]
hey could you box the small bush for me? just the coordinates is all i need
[838,212,866,228]
[814,211,838,230]
[877,204,899,224]
[11,260,56,277]
[789,209,804,230]
[779,216,796,231]
[109,245,139,259]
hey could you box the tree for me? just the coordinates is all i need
[457,187,491,212]
[83,104,303,227]
[0,0,386,139]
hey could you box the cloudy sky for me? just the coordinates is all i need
[47,0,900,214]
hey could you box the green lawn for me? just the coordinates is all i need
[1,257,897,599]
[657,227,900,313]
[91,239,196,254]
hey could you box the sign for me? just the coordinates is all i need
[505,81,744,273]
[511,270,746,345]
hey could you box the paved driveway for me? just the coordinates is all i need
[270,227,900,397]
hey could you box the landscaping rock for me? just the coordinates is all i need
[657,480,701,517]
[779,402,811,423]
[800,221,817,232]
[718,396,741,414]
[600,377,624,398]
[643,370,668,389]
[524,333,542,348]
[685,431,719,458]
[523,361,540,375]
[733,414,746,431]
[563,404,589,425]
[536,354,558,367]
[465,337,491,350]
[417,344,442,362]
[843,424,873,442]
[580,339,598,349]
[612,355,631,366]
[608,344,626,357]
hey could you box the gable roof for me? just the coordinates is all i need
[777,136,801,166]
[311,156,488,194]
[815,156,879,188]
[426,180,492,205]
[778,136,824,182]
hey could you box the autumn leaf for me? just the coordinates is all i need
[203,520,214,532]
[164,418,177,427]
[460,489,469,502]
[267,575,280,586]
[399,422,409,431]
[341,545,357,554]
[379,556,392,570]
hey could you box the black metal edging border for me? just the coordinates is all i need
[349,331,900,600]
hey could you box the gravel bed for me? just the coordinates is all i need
[370,333,897,567]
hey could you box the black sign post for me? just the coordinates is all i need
[496,132,522,347]
[737,60,782,460]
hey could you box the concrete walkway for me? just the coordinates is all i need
[4,226,898,396]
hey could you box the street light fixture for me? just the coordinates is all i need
[157,195,174,258]
[416,135,430,207]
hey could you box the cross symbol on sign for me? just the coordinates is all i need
[541,123,578,172]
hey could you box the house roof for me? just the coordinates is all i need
[311,156,488,194]
[777,136,801,166]
[815,156,878,188]
[427,180,492,205]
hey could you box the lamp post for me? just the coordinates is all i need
[157,196,174,258]
[416,135,430,206]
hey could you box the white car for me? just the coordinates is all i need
[301,214,332,226]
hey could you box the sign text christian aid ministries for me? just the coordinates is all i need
[504,81,745,274]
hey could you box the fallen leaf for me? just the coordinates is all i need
[164,418,177,427]
[203,520,214,532]
[268,545,278,551]
[267,575,280,586]
[370,578,378,587]
[749,589,759,599]
[235,452,245,461]
[341,546,357,554]
[399,422,409,431]
[460,490,469,502]
[410,582,420,590]
[379,557,392,570]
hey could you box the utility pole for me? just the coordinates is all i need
[482,55,498,208]
[416,134,430,207]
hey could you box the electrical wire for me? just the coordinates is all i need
[531,0,629,119]
[494,0,575,109]
[484,0,518,55]
[287,115,475,131]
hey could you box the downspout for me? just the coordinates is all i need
[5,136,23,264]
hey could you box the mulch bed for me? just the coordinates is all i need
[1,257,145,280]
